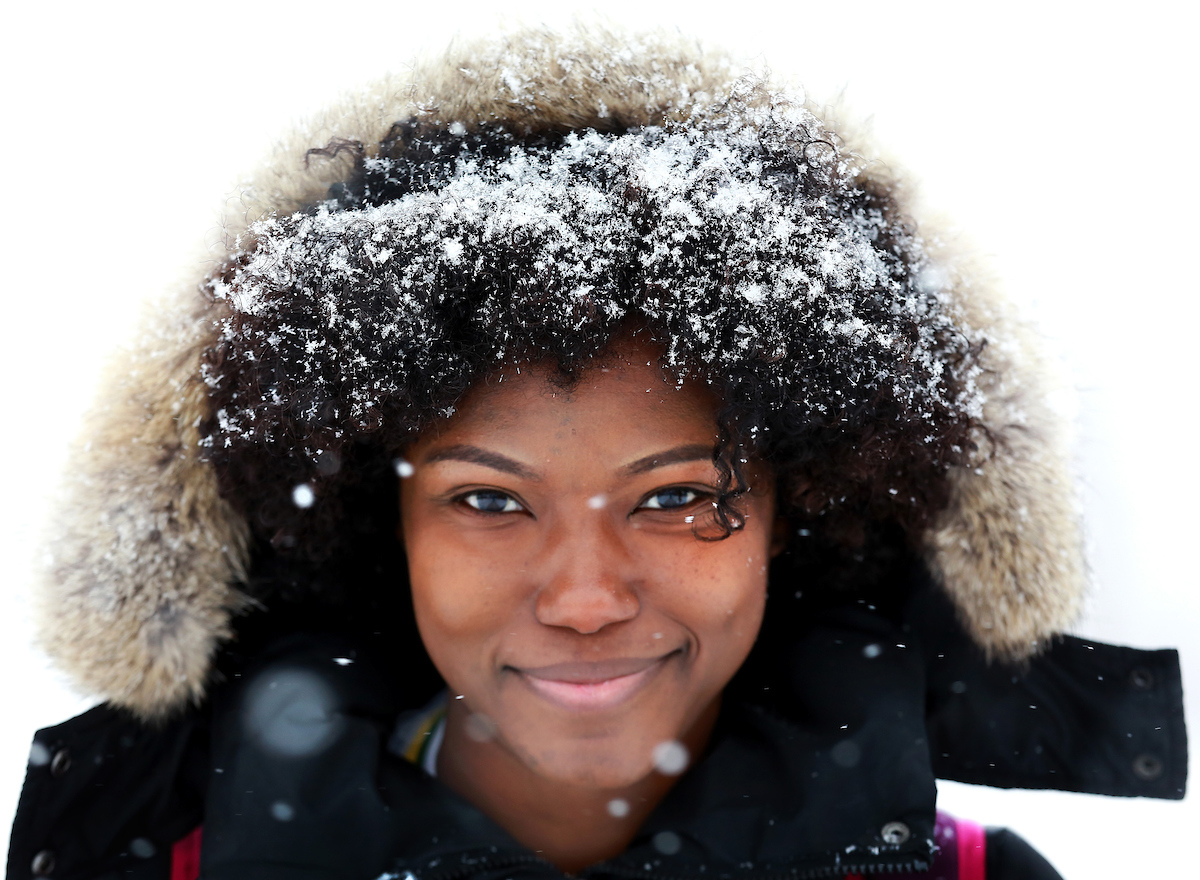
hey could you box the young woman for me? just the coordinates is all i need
[8,26,1185,880]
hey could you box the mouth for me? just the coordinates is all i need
[513,653,678,710]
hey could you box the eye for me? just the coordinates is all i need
[460,490,525,514]
[639,487,705,510]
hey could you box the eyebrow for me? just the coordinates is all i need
[422,444,542,481]
[421,442,716,480]
[622,443,716,475]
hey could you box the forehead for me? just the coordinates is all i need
[414,340,721,449]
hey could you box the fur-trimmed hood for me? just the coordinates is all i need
[35,25,1085,721]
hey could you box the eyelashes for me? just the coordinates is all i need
[452,486,714,518]
[640,487,704,510]
[460,489,526,514]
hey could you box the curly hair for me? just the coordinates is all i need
[200,84,984,606]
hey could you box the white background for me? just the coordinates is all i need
[2,1,1196,876]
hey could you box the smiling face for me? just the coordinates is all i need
[399,339,778,790]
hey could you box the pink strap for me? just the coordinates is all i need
[170,825,203,880]
[955,816,986,880]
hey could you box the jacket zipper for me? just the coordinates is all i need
[586,858,930,880]
[411,851,929,880]
[406,852,555,880]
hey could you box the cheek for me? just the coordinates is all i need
[706,555,768,647]
[403,522,522,673]
[700,503,774,652]
[647,525,771,649]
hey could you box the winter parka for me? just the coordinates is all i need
[6,24,1188,880]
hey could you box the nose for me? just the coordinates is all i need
[533,517,640,634]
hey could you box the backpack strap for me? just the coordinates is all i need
[954,815,986,880]
[170,825,203,880]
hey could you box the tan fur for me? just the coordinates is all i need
[36,285,252,721]
[230,25,738,239]
[923,253,1086,659]
[36,24,1084,719]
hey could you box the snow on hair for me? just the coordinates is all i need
[200,83,984,596]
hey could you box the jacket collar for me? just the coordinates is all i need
[382,638,940,880]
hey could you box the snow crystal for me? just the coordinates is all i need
[243,668,344,757]
[129,838,156,859]
[652,740,689,775]
[862,643,882,659]
[740,284,765,304]
[292,484,315,508]
[270,800,295,822]
[587,494,607,509]
[394,458,415,478]
[28,742,50,767]
[653,831,683,855]
[315,450,341,475]
[500,68,527,99]
[830,739,861,768]
[607,798,630,818]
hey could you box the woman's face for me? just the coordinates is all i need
[399,340,779,789]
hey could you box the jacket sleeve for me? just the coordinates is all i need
[906,582,1188,799]
[985,827,1063,880]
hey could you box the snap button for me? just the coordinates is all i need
[49,749,71,778]
[31,849,56,876]
[1130,667,1155,689]
[1133,753,1163,780]
[881,821,911,845]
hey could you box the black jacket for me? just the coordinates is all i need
[8,577,1186,880]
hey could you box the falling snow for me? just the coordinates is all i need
[653,831,683,855]
[292,484,315,508]
[652,740,690,775]
[607,798,630,818]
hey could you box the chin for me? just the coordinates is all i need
[500,719,665,789]
[524,744,657,790]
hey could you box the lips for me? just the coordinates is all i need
[514,654,675,710]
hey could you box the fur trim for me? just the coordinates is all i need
[231,26,737,239]
[35,24,1084,718]
[924,256,1085,658]
[36,289,252,721]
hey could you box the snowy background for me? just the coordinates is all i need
[2,1,1196,876]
